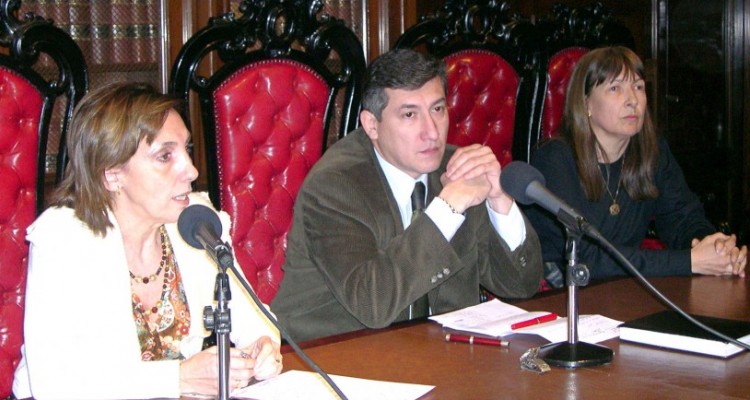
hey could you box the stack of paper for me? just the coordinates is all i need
[429,299,554,336]
[429,299,621,344]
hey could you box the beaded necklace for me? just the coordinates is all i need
[131,226,190,360]
[129,225,168,284]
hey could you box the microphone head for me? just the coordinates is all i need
[501,161,546,205]
[177,204,223,249]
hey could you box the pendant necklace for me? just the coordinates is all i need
[600,164,622,216]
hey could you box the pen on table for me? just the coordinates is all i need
[510,313,558,330]
[444,333,509,347]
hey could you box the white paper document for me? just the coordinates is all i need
[429,299,622,344]
[518,314,622,344]
[232,370,435,400]
[429,299,557,336]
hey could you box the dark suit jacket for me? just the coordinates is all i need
[271,129,543,342]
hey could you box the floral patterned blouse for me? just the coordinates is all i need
[131,227,191,360]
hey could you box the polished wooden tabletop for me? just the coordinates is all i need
[281,276,750,399]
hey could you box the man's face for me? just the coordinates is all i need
[361,76,449,178]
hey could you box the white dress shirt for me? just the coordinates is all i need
[374,150,526,250]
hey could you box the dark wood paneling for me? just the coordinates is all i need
[166,1,747,241]
[167,1,230,189]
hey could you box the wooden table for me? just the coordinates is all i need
[281,276,750,399]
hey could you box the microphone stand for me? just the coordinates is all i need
[537,222,613,368]
[177,205,349,398]
[203,246,235,400]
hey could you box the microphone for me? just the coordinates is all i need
[502,161,750,357]
[177,204,234,268]
[501,161,602,240]
[177,204,351,398]
[178,204,237,399]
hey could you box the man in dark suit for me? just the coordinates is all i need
[271,49,543,342]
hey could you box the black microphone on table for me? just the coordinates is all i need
[502,161,613,367]
[176,204,350,399]
[500,160,603,242]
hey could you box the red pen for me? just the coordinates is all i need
[445,333,509,347]
[510,313,558,330]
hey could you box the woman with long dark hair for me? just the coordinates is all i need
[527,46,746,284]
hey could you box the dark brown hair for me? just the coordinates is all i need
[559,46,659,201]
[361,48,447,120]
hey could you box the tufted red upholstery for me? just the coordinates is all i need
[540,47,589,140]
[0,69,43,397]
[170,1,365,305]
[0,2,88,395]
[393,1,537,166]
[212,60,327,304]
[444,50,519,167]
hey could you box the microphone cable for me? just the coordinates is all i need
[502,160,750,352]
[226,263,349,400]
[597,237,750,352]
[178,204,348,399]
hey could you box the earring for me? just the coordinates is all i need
[587,110,591,118]
[116,185,121,195]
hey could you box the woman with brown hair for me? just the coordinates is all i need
[527,46,746,285]
[13,82,282,399]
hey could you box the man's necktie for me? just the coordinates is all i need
[411,181,426,223]
[408,181,429,319]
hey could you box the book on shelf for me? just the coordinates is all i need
[618,310,750,358]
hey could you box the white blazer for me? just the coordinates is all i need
[13,192,278,399]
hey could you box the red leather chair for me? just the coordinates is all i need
[540,47,589,140]
[0,1,87,396]
[170,0,365,304]
[393,1,538,166]
[525,2,636,158]
[441,49,519,166]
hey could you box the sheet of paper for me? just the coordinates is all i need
[513,314,622,344]
[428,299,555,337]
[428,299,621,344]
[232,370,435,400]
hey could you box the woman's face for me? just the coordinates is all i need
[109,109,198,227]
[585,70,647,143]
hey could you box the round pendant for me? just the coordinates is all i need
[609,203,620,216]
